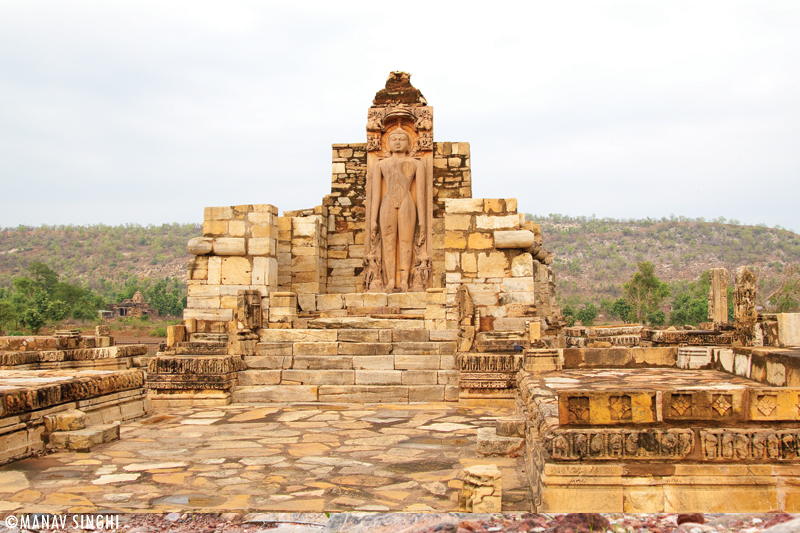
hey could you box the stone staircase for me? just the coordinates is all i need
[232,318,459,403]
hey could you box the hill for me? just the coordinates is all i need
[2,217,799,311]
[0,224,201,303]
[529,214,800,306]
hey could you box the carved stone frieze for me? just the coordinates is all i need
[546,428,694,461]
[458,353,523,372]
[701,429,800,461]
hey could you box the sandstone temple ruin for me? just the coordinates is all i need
[2,73,800,514]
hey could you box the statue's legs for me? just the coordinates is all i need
[379,204,398,292]
[397,196,417,293]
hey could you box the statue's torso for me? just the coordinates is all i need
[380,157,416,209]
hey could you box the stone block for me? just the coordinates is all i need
[213,238,246,255]
[318,385,408,403]
[477,427,524,456]
[475,215,519,230]
[438,370,460,384]
[559,391,657,425]
[337,329,381,343]
[494,230,535,249]
[207,256,222,284]
[228,220,246,237]
[251,225,277,238]
[294,342,338,356]
[459,464,502,512]
[292,356,353,370]
[205,206,233,221]
[317,294,344,311]
[388,292,427,309]
[445,215,472,231]
[338,343,392,355]
[440,356,458,371]
[393,329,429,342]
[238,370,281,386]
[355,370,403,385]
[777,313,800,347]
[445,251,460,271]
[392,342,442,356]
[409,385,445,402]
[429,330,458,342]
[297,293,316,311]
[246,355,292,369]
[478,252,508,278]
[444,198,484,214]
[401,370,438,385]
[445,231,467,249]
[184,308,234,322]
[493,317,529,332]
[343,293,364,308]
[48,423,120,450]
[248,238,275,256]
[511,253,533,277]
[261,329,337,343]
[166,325,186,347]
[496,417,525,437]
[203,220,228,236]
[232,385,317,403]
[352,355,395,370]
[270,292,297,308]
[501,278,534,292]
[44,409,86,432]
[394,354,441,369]
[188,237,213,255]
[282,370,354,385]
[468,233,493,249]
[256,343,293,356]
[220,257,251,285]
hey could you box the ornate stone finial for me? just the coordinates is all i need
[372,71,428,106]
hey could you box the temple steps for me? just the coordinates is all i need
[231,384,458,403]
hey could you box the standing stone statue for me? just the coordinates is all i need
[370,128,426,293]
[363,72,433,293]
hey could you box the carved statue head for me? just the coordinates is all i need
[387,128,410,153]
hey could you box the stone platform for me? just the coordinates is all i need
[518,367,800,512]
[0,401,528,514]
[0,369,148,464]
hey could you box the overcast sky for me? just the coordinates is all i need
[1,1,798,231]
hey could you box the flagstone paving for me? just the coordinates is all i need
[0,402,530,514]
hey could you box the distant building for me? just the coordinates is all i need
[103,290,158,319]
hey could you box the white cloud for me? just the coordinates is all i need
[0,1,798,231]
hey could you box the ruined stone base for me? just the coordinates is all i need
[0,369,147,465]
[533,462,800,513]
[149,390,233,408]
[146,353,245,407]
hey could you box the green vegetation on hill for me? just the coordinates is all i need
[2,216,799,331]
[529,214,800,313]
[0,223,201,304]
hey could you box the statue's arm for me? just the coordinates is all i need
[415,160,426,235]
[371,163,383,231]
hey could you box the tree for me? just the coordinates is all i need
[762,264,800,312]
[623,261,670,323]
[562,304,576,327]
[576,304,598,326]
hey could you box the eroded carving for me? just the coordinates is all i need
[547,429,694,461]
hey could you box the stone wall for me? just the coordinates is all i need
[277,211,328,295]
[443,198,538,331]
[186,204,279,324]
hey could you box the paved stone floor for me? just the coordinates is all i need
[0,402,530,514]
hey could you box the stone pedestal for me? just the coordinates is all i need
[459,464,502,512]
